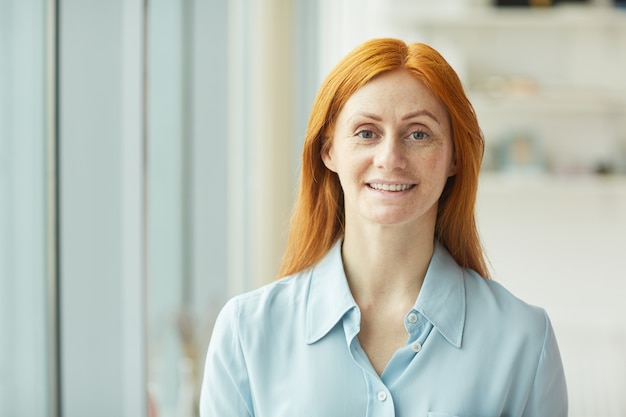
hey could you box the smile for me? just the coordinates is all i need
[368,183,415,192]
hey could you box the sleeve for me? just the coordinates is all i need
[199,298,254,417]
[522,311,568,417]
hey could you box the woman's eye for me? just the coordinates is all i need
[357,130,375,139]
[409,131,428,140]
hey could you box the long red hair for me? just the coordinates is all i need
[278,38,488,278]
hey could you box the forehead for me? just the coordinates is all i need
[338,70,448,123]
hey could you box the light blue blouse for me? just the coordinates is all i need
[200,240,568,417]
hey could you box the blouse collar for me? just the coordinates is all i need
[305,239,466,348]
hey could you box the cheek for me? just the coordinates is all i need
[418,147,444,166]
[333,148,368,178]
[420,151,454,183]
[335,161,361,188]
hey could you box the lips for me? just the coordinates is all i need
[368,183,415,192]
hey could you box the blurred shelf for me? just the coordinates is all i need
[390,4,626,31]
[468,89,626,115]
[479,171,626,194]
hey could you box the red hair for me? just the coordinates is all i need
[278,38,488,278]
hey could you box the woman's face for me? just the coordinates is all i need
[322,69,456,230]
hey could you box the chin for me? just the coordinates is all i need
[366,207,437,228]
[367,213,417,227]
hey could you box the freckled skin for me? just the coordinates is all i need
[322,69,457,230]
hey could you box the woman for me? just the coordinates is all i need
[200,38,568,416]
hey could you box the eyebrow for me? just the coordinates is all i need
[402,110,441,125]
[351,110,441,125]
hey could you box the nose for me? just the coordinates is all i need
[373,136,406,171]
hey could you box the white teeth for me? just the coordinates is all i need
[369,183,413,192]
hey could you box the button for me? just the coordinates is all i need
[411,341,422,353]
[407,312,418,323]
[377,390,387,402]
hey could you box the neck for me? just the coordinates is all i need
[341,221,435,309]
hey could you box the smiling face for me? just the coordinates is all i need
[322,69,456,231]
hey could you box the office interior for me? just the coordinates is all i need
[1,0,625,416]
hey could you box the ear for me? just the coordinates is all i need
[321,141,337,173]
[447,154,457,177]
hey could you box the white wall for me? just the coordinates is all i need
[477,175,626,416]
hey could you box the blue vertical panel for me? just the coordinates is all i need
[293,0,320,181]
[59,2,123,414]
[59,0,146,416]
[188,0,229,341]
[0,1,51,416]
[146,0,185,413]
[146,1,230,414]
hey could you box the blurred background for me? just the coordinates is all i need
[1,0,625,416]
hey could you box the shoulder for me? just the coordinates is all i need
[462,269,549,338]
[237,270,311,311]
[458,269,560,385]
[214,270,312,333]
